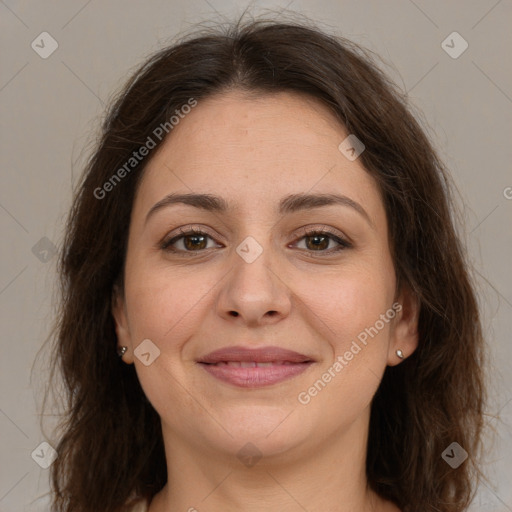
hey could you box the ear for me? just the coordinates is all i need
[387,284,419,366]
[112,284,134,364]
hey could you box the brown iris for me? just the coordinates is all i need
[183,234,208,250]
[305,235,329,251]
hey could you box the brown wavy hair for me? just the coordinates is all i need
[43,15,485,512]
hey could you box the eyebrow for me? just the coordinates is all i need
[145,192,373,227]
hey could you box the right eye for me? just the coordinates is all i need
[160,228,223,254]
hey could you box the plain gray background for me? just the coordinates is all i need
[1,0,511,510]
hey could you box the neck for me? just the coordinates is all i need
[149,407,398,512]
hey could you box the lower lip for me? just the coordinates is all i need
[199,362,314,388]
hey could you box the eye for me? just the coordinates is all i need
[292,228,351,254]
[160,228,222,253]
[159,226,351,256]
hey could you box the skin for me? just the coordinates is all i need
[112,90,419,512]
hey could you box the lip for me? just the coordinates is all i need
[197,346,315,388]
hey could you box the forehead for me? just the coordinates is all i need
[134,90,383,221]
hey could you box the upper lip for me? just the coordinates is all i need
[197,346,314,364]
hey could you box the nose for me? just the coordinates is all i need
[215,241,292,328]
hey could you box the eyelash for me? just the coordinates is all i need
[159,226,352,257]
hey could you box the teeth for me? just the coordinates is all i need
[240,362,257,368]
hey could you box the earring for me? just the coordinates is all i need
[396,349,404,359]
[117,346,128,357]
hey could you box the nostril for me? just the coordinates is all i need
[229,311,239,317]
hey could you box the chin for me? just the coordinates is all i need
[199,404,316,460]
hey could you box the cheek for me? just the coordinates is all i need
[124,262,217,349]
[295,266,395,415]
[298,264,395,348]
[123,265,220,421]
[296,277,393,428]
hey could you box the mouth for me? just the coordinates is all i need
[197,346,315,388]
[205,360,304,367]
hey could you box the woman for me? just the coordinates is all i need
[46,17,485,512]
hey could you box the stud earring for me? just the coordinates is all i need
[117,346,128,357]
[396,349,404,359]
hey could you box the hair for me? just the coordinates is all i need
[44,15,485,512]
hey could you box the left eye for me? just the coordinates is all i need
[293,231,348,252]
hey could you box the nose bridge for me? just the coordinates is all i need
[216,231,291,325]
[235,236,277,291]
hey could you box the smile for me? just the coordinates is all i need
[197,346,315,387]
[208,360,300,367]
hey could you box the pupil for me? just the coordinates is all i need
[307,235,328,250]
[185,235,206,250]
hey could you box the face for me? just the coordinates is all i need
[113,90,418,461]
